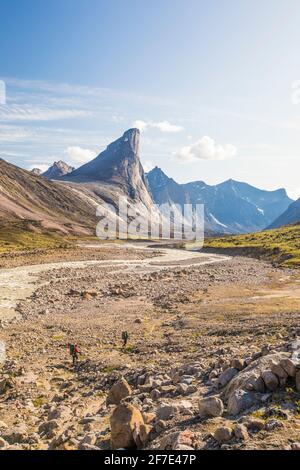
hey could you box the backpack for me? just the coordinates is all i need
[69,344,75,355]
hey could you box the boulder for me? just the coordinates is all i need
[218,368,238,388]
[270,362,288,380]
[198,396,224,418]
[279,358,298,378]
[106,378,132,406]
[227,390,256,416]
[160,430,194,450]
[110,404,145,449]
[214,426,232,443]
[234,424,249,440]
[261,370,279,391]
[224,352,288,400]
[156,404,179,421]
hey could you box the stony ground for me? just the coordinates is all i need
[0,243,300,451]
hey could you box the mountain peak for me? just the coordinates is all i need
[61,128,154,207]
[42,161,74,179]
[31,168,42,176]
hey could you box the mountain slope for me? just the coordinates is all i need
[268,198,300,228]
[0,158,96,235]
[147,167,292,234]
[204,223,300,267]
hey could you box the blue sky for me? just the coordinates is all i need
[1,0,300,198]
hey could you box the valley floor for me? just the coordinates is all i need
[0,243,300,450]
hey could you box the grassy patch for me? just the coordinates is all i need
[0,221,71,254]
[32,396,46,408]
[204,224,300,267]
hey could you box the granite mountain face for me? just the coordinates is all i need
[60,128,154,210]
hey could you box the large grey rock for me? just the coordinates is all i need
[227,390,256,416]
[156,404,179,421]
[224,352,288,401]
[261,370,279,391]
[218,368,238,388]
[279,358,298,378]
[198,396,224,418]
[270,362,288,379]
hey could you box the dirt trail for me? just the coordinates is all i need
[0,244,231,321]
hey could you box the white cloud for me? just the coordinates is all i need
[133,120,149,132]
[142,160,155,172]
[133,120,184,133]
[174,136,237,162]
[65,146,97,164]
[287,188,300,200]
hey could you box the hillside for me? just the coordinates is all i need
[0,158,97,237]
[203,223,300,267]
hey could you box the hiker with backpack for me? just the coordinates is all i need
[122,331,129,347]
[69,343,80,365]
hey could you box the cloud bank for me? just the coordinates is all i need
[174,136,237,162]
[133,120,184,133]
[65,146,97,164]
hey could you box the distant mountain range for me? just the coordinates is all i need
[268,197,300,229]
[0,128,298,238]
[146,167,293,234]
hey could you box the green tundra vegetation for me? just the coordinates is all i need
[0,221,70,254]
[204,223,300,268]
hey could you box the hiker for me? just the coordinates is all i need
[122,331,129,347]
[69,343,79,365]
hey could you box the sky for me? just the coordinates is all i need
[1,0,300,198]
